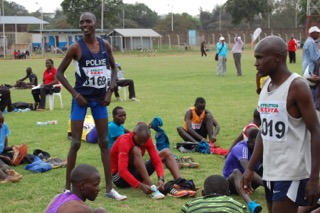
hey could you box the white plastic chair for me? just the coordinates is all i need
[47,84,63,111]
[117,70,127,101]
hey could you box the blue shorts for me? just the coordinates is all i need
[264,179,309,206]
[70,99,108,120]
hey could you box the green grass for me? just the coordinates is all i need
[0,49,303,213]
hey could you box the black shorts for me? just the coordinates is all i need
[112,159,155,188]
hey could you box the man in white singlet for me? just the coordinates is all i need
[241,36,320,213]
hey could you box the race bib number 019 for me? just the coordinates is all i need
[82,66,108,89]
[258,101,288,142]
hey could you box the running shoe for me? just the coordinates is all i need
[248,201,262,213]
[150,185,165,199]
[168,187,189,198]
[105,188,127,201]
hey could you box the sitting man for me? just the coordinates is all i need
[0,111,27,166]
[45,164,107,213]
[114,63,139,101]
[110,122,182,199]
[223,128,263,213]
[0,86,16,113]
[15,67,38,89]
[228,108,261,151]
[181,175,246,212]
[177,97,220,143]
[68,106,130,147]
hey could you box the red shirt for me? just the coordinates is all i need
[288,39,297,52]
[110,132,164,188]
[43,67,59,85]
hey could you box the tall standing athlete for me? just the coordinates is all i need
[56,12,126,200]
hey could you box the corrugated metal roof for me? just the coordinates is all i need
[111,29,161,37]
[29,29,111,33]
[0,16,48,24]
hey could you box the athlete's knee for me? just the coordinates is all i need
[98,138,108,150]
[70,140,81,151]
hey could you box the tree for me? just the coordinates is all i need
[2,1,29,16]
[61,0,123,28]
[122,3,159,28]
[155,13,200,32]
[266,0,300,28]
[225,0,272,28]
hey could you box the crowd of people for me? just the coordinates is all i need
[2,10,320,213]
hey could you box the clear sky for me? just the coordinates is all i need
[10,0,227,16]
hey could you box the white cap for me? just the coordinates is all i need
[309,26,320,34]
[219,36,225,41]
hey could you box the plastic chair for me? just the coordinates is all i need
[117,70,127,101]
[47,84,63,111]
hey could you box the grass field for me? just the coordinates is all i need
[0,48,303,213]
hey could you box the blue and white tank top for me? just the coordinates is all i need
[73,37,109,101]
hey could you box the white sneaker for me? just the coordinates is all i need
[130,97,140,102]
[105,188,127,201]
[116,97,123,102]
[150,185,165,199]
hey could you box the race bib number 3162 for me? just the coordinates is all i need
[258,101,288,142]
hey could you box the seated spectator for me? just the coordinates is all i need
[177,97,220,144]
[114,63,139,101]
[0,111,28,166]
[32,59,60,111]
[228,108,260,151]
[181,175,246,212]
[0,85,16,113]
[110,122,182,199]
[0,159,23,183]
[45,164,107,213]
[223,129,263,213]
[15,67,38,89]
[67,106,130,147]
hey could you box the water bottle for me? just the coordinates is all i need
[36,120,58,126]
[36,121,48,126]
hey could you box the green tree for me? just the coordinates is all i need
[225,0,272,28]
[2,1,29,16]
[199,9,213,30]
[61,0,123,28]
[155,13,200,32]
[122,3,159,28]
[266,0,299,28]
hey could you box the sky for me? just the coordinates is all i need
[10,0,227,16]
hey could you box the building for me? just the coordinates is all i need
[108,29,162,51]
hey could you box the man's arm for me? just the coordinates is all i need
[239,159,263,186]
[104,40,117,106]
[185,110,204,141]
[18,75,28,82]
[292,78,320,204]
[241,131,263,194]
[56,43,87,106]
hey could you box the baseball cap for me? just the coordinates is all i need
[219,36,225,41]
[309,26,320,34]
